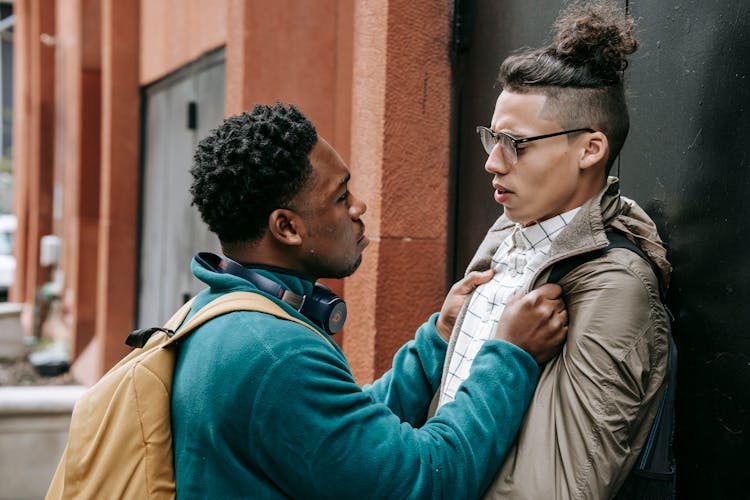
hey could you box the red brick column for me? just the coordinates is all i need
[57,0,101,360]
[10,0,30,304]
[91,0,140,378]
[12,0,56,307]
[344,0,452,382]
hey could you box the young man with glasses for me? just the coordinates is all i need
[433,1,672,498]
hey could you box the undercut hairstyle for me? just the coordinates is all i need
[190,103,317,243]
[497,0,638,172]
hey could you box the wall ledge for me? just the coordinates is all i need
[0,385,86,414]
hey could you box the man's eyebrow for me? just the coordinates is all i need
[339,172,351,187]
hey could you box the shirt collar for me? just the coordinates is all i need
[512,206,582,251]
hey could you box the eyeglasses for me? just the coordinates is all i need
[476,126,595,165]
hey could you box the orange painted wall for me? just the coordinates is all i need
[140,0,227,86]
[225,0,347,150]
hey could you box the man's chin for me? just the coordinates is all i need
[341,257,363,279]
[327,256,363,280]
[503,208,532,226]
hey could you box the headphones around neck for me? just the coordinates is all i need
[194,252,347,335]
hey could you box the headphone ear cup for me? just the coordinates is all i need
[325,299,347,334]
[302,284,347,334]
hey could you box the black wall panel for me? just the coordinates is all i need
[453,1,749,496]
[623,1,750,496]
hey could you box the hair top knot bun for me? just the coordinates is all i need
[550,0,638,84]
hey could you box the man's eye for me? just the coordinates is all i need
[338,191,349,203]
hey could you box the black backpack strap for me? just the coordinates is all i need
[633,333,678,476]
[125,327,175,348]
[548,230,649,285]
[616,332,678,499]
[549,230,677,499]
[547,247,606,284]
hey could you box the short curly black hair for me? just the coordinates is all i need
[190,103,317,243]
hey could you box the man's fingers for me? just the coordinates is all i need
[550,310,568,331]
[534,283,563,300]
[494,283,569,364]
[556,305,568,327]
[541,300,568,331]
[546,298,567,319]
[455,269,494,293]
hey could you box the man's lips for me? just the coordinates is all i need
[357,227,370,248]
[493,183,512,203]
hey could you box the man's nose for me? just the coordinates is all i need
[484,144,511,175]
[349,195,366,219]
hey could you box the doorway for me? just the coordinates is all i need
[137,50,225,329]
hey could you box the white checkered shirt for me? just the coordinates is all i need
[438,207,581,408]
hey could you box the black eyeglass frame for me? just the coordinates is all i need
[476,126,595,162]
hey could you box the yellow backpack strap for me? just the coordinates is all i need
[165,291,335,350]
[162,297,196,331]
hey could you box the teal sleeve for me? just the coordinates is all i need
[362,313,447,427]
[251,336,539,499]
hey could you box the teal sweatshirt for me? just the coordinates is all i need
[171,257,539,499]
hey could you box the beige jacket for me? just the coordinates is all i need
[437,177,671,499]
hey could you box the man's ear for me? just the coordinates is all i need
[268,208,304,246]
[579,131,609,170]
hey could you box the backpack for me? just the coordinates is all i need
[549,230,677,500]
[45,291,331,500]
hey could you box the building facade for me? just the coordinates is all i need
[12,0,453,387]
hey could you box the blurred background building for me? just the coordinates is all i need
[6,0,750,497]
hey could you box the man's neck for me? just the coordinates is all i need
[236,262,316,282]
[220,239,313,280]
